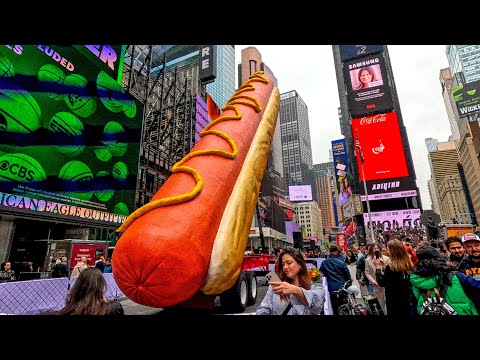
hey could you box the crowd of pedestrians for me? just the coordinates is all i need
[258,231,480,316]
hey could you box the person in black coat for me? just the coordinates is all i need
[51,257,69,278]
[383,239,416,317]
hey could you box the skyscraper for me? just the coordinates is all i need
[280,90,316,201]
[206,45,235,108]
[446,45,480,84]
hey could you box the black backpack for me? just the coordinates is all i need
[419,272,457,315]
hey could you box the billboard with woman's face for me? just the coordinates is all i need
[344,54,393,117]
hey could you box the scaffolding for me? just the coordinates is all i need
[121,45,202,208]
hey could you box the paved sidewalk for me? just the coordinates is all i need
[118,297,163,315]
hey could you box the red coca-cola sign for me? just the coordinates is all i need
[352,111,409,181]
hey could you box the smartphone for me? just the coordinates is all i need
[374,251,380,259]
[265,271,281,283]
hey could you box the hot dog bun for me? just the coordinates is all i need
[112,72,280,308]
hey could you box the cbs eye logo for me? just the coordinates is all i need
[0,160,36,181]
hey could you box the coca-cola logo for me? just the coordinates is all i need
[359,113,387,125]
[372,140,385,154]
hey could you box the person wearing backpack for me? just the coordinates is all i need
[409,245,478,315]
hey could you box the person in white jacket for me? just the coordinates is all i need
[364,243,390,314]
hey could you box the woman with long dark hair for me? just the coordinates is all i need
[256,247,325,315]
[59,267,124,315]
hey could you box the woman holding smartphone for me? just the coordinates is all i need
[364,243,389,314]
[256,247,326,315]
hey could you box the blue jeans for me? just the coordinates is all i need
[366,283,373,295]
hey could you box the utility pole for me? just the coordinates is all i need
[256,200,266,253]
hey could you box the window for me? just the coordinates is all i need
[249,60,257,75]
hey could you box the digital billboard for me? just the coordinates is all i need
[452,80,480,117]
[361,189,417,201]
[288,185,312,202]
[195,95,209,144]
[339,45,385,62]
[344,54,393,117]
[0,45,143,226]
[352,112,409,181]
[73,45,126,84]
[362,176,417,197]
[331,139,352,207]
[199,45,217,84]
[363,208,421,230]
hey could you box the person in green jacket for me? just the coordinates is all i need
[410,245,478,315]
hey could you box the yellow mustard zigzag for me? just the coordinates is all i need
[116,71,269,233]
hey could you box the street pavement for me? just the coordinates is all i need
[118,264,363,315]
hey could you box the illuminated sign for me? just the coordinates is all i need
[199,45,217,84]
[288,185,313,202]
[0,45,142,226]
[339,45,385,62]
[352,112,409,181]
[344,53,393,117]
[361,189,417,201]
[331,138,352,206]
[363,208,421,230]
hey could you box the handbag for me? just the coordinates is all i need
[375,268,385,287]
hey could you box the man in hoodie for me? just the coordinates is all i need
[457,233,480,312]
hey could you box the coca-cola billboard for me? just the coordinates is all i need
[363,208,421,231]
[344,54,393,117]
[352,112,409,181]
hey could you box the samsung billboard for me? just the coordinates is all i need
[0,45,142,226]
[288,185,312,202]
[344,53,393,117]
[352,112,409,181]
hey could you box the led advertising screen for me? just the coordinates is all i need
[452,80,480,117]
[0,45,143,226]
[361,189,417,201]
[72,45,126,84]
[339,45,385,62]
[363,208,421,230]
[195,95,209,144]
[344,54,393,117]
[361,176,417,197]
[288,185,312,202]
[285,220,301,240]
[352,112,409,181]
[331,139,353,207]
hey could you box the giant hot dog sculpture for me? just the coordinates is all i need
[112,71,280,308]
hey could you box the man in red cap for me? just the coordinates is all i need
[457,233,480,312]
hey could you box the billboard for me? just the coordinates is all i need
[331,139,352,207]
[363,208,421,231]
[73,45,126,84]
[199,45,217,84]
[288,185,312,202]
[352,112,409,181]
[0,45,143,226]
[195,95,209,144]
[285,220,301,240]
[452,80,480,117]
[344,54,393,117]
[336,234,347,253]
[339,45,385,62]
[361,189,417,201]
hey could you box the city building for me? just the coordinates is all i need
[439,68,462,143]
[280,90,316,201]
[428,178,441,215]
[313,162,337,231]
[438,174,470,224]
[332,45,421,240]
[446,45,480,85]
[428,141,468,222]
[206,45,235,108]
[293,201,323,248]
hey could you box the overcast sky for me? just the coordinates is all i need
[234,45,452,210]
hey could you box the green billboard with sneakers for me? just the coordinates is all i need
[0,45,142,226]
